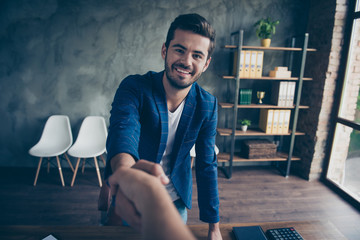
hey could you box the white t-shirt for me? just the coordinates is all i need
[160,100,185,201]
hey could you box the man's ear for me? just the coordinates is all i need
[161,43,167,60]
[202,57,212,72]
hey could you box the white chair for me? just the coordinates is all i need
[190,144,219,168]
[29,115,74,187]
[68,116,107,187]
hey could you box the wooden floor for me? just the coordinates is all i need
[0,166,359,239]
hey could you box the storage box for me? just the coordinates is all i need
[242,139,277,159]
[269,70,291,78]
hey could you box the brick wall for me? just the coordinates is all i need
[328,6,360,183]
[294,0,350,180]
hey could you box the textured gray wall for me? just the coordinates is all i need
[0,0,309,167]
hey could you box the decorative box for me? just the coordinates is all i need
[242,139,277,159]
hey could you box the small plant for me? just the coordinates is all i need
[239,119,251,126]
[254,17,280,39]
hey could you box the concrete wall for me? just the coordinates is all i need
[0,0,309,167]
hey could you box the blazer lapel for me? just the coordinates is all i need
[153,72,168,163]
[171,84,197,168]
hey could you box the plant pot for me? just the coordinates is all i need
[261,38,271,47]
[241,125,248,132]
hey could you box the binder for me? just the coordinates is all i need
[239,50,245,78]
[283,110,291,134]
[280,82,288,106]
[233,50,245,77]
[271,110,280,134]
[249,51,257,78]
[244,51,251,78]
[271,81,288,106]
[259,109,274,134]
[278,110,285,134]
[286,82,296,107]
[255,51,264,78]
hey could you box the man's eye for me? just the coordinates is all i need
[175,49,184,53]
[193,54,202,59]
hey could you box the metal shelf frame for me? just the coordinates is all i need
[218,30,310,179]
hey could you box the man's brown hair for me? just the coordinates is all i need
[165,13,216,59]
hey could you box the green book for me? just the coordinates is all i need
[239,89,252,105]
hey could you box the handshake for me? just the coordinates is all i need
[102,159,196,240]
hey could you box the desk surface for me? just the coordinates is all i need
[0,220,346,240]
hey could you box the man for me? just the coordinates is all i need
[105,13,222,239]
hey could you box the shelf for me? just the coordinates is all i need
[224,45,317,52]
[217,128,305,136]
[217,151,301,162]
[218,31,312,178]
[222,76,313,81]
[219,103,309,109]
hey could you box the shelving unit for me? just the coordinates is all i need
[218,30,315,179]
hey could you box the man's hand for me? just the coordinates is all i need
[208,222,223,240]
[108,155,169,230]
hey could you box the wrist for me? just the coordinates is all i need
[111,153,136,171]
[209,222,220,231]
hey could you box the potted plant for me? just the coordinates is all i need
[239,119,251,132]
[254,17,280,47]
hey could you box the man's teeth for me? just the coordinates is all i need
[176,68,190,74]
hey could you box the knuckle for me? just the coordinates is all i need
[151,164,163,176]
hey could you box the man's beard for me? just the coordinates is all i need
[164,56,203,90]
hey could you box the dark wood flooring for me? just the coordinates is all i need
[0,166,359,239]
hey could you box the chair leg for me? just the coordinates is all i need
[56,156,65,187]
[64,153,74,172]
[33,157,43,186]
[71,158,81,187]
[81,158,86,174]
[94,157,102,187]
[100,154,106,166]
[47,158,50,173]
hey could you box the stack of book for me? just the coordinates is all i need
[270,81,296,107]
[239,89,252,105]
[259,109,291,134]
[233,51,264,78]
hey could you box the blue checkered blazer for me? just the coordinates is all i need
[105,71,219,223]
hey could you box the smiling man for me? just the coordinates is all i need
[105,13,222,240]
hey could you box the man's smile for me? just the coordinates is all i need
[174,65,193,76]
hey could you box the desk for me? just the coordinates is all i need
[0,221,346,240]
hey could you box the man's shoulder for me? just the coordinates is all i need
[121,71,162,86]
[193,83,217,103]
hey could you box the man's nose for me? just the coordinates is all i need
[180,53,192,67]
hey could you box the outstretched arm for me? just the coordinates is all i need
[108,154,170,229]
[108,161,196,240]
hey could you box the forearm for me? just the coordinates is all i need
[196,160,220,223]
[141,182,195,240]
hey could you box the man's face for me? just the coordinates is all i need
[162,29,211,90]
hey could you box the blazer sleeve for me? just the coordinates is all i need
[195,98,220,223]
[105,76,142,178]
